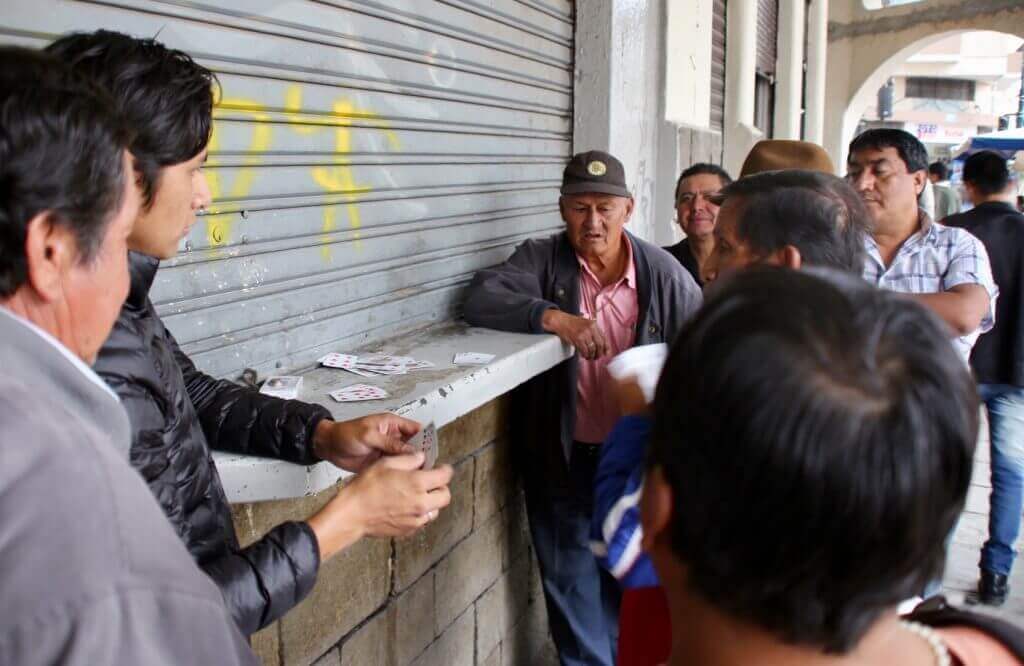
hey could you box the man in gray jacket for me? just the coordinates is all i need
[464,151,703,666]
[0,47,255,665]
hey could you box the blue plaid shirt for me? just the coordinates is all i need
[863,214,997,361]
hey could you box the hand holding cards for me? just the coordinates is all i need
[406,422,438,469]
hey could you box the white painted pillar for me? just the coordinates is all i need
[804,0,829,145]
[773,0,806,139]
[723,0,762,174]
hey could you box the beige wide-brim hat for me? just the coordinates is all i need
[740,140,836,177]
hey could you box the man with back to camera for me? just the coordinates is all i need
[945,150,1024,607]
[847,129,996,363]
[0,47,256,665]
[643,266,1020,665]
[464,150,702,665]
[663,163,732,286]
[49,30,453,636]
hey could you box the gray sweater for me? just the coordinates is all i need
[0,308,256,666]
[464,230,702,468]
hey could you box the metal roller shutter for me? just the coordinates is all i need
[710,0,726,133]
[1,0,574,379]
[756,0,778,77]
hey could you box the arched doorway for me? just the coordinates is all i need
[823,0,1024,168]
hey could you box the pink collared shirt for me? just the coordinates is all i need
[574,238,639,444]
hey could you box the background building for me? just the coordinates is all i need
[858,32,1023,159]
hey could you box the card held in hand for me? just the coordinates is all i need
[407,422,438,469]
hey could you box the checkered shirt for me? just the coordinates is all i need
[862,214,997,362]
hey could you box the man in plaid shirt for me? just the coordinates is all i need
[847,129,997,362]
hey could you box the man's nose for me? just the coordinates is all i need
[193,170,213,210]
[849,171,872,192]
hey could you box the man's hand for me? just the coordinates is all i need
[313,414,420,472]
[542,309,610,360]
[306,453,454,560]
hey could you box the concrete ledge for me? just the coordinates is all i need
[214,322,571,503]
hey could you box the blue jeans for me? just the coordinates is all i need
[979,383,1024,577]
[525,445,620,666]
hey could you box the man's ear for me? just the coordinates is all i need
[624,196,635,223]
[641,465,674,553]
[23,212,76,304]
[912,169,928,197]
[777,245,802,270]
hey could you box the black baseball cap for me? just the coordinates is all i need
[560,150,631,198]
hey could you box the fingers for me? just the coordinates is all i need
[414,464,454,492]
[377,451,426,471]
[421,485,452,513]
[386,414,422,438]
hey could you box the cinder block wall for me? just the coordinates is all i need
[230,398,554,666]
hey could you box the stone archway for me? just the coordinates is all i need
[823,0,1024,169]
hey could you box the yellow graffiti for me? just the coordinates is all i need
[203,84,400,260]
[205,98,272,248]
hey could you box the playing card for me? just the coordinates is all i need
[358,355,414,367]
[341,367,377,378]
[453,352,495,366]
[319,353,358,369]
[354,363,408,374]
[407,422,438,469]
[260,375,302,400]
[404,360,436,370]
[329,384,389,402]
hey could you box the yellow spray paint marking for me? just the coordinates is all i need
[206,98,273,247]
[203,86,401,262]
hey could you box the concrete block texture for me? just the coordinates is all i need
[434,511,507,631]
[338,609,391,666]
[310,647,341,666]
[473,438,515,528]
[411,607,475,666]
[475,555,532,659]
[251,623,281,666]
[394,457,474,591]
[480,644,501,666]
[279,535,392,665]
[438,396,510,464]
[337,570,436,666]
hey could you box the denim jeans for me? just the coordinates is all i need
[979,383,1024,577]
[525,445,621,666]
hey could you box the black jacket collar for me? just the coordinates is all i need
[127,251,161,308]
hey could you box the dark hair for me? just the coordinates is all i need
[716,170,869,273]
[928,161,949,181]
[0,47,130,299]
[963,151,1012,197]
[848,129,928,174]
[46,30,216,207]
[648,267,977,654]
[675,163,733,202]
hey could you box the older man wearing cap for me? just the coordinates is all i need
[464,151,701,665]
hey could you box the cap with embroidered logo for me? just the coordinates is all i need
[561,150,630,198]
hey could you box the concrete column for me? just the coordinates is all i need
[773,0,807,139]
[723,0,762,174]
[804,0,829,145]
[574,0,663,242]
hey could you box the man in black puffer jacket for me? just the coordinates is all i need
[48,31,454,636]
